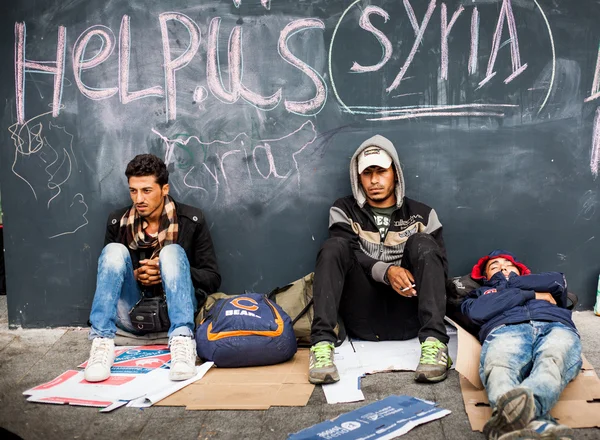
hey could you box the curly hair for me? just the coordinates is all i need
[125,154,169,186]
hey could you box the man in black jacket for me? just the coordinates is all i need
[84,154,221,383]
[308,134,451,385]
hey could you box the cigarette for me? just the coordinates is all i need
[401,284,416,292]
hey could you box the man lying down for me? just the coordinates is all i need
[461,250,581,440]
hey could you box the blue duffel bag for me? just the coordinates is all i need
[195,293,297,367]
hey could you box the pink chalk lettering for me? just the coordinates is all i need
[350,6,393,73]
[159,12,201,121]
[387,0,436,93]
[14,22,66,124]
[233,0,271,9]
[218,149,242,191]
[278,18,327,115]
[206,18,236,104]
[72,26,118,101]
[403,0,420,35]
[207,17,281,109]
[479,0,527,87]
[591,108,600,178]
[469,7,479,75]
[119,15,164,104]
[253,143,289,179]
[585,42,600,102]
[440,3,464,80]
[366,111,505,121]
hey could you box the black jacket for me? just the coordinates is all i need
[104,200,221,304]
[329,195,446,284]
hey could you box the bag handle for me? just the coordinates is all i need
[291,297,313,326]
[266,284,293,299]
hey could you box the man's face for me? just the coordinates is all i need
[128,175,169,219]
[359,165,396,207]
[485,257,521,280]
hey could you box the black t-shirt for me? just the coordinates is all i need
[370,205,396,240]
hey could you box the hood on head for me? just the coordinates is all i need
[471,249,531,280]
[350,134,405,208]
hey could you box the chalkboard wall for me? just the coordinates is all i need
[2,0,600,327]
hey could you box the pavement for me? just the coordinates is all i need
[0,295,599,440]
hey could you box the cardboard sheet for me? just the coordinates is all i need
[156,348,315,410]
[450,319,600,431]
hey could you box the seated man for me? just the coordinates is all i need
[309,134,451,385]
[84,154,221,382]
[461,250,581,440]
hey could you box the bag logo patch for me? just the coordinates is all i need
[230,297,259,311]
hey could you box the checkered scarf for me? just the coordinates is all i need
[120,195,178,259]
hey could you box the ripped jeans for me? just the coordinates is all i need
[479,321,582,420]
[88,243,197,342]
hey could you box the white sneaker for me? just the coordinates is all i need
[169,336,197,381]
[84,337,115,382]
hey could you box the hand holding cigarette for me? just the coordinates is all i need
[386,266,417,297]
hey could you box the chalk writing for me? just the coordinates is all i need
[14,0,553,124]
[152,121,317,206]
[350,6,392,73]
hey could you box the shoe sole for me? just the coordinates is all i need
[498,429,541,440]
[414,371,448,383]
[169,372,195,381]
[308,372,340,385]
[541,427,574,440]
[83,374,110,383]
[484,388,535,440]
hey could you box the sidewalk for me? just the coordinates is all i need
[0,296,598,440]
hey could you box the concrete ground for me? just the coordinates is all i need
[0,296,599,440]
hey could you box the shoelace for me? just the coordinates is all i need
[419,340,446,365]
[170,338,193,363]
[89,339,112,366]
[311,343,333,368]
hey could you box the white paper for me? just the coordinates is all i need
[323,325,458,404]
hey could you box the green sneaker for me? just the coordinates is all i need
[308,341,339,384]
[414,337,452,383]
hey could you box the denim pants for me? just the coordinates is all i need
[479,321,582,420]
[89,243,197,341]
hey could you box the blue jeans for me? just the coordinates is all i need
[89,243,197,341]
[479,321,582,420]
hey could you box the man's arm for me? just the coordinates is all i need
[508,272,568,308]
[328,206,390,283]
[461,287,536,325]
[423,209,448,263]
[103,212,121,246]
[189,213,221,294]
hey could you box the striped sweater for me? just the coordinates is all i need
[328,196,446,284]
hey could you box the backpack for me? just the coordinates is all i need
[195,293,297,367]
[267,273,345,346]
[197,273,345,347]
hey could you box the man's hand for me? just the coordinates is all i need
[387,266,416,297]
[535,292,556,305]
[135,258,162,286]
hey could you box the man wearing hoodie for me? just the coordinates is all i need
[308,134,451,385]
[461,250,581,440]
